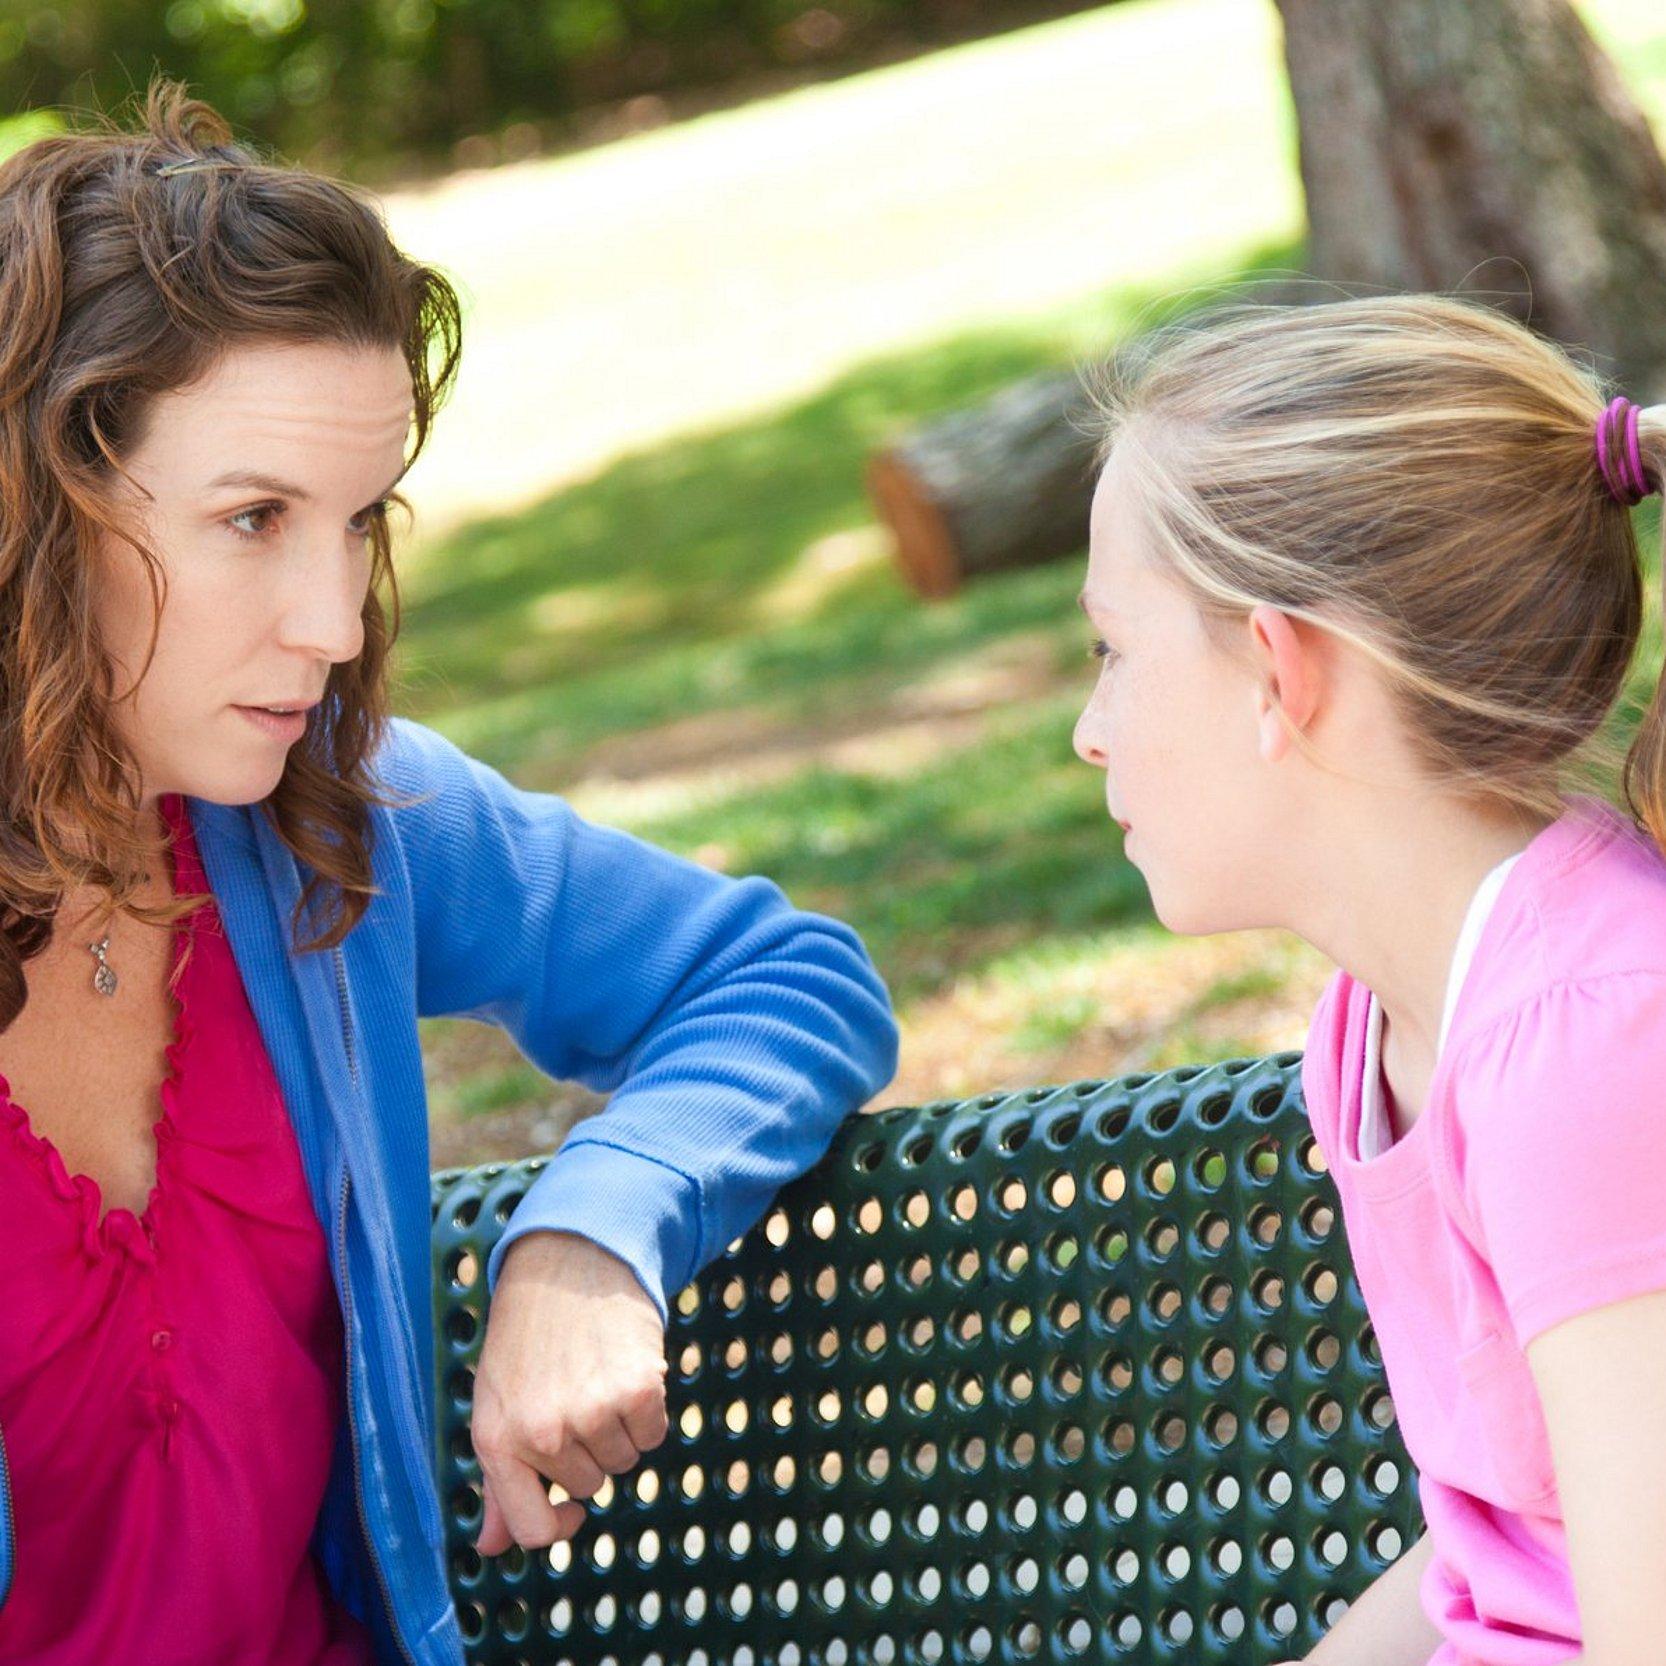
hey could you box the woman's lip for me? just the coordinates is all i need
[233,704,308,742]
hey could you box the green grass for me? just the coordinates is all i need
[380,0,1310,539]
[392,317,1086,775]
[393,247,1304,1050]
[378,0,1666,1128]
[390,245,1303,779]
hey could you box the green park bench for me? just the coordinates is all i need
[429,1051,1424,1665]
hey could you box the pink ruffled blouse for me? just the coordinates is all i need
[0,792,377,1664]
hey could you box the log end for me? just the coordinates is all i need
[866,449,962,600]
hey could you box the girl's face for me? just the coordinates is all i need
[93,339,414,812]
[1073,446,1294,935]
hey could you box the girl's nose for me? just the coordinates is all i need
[1073,707,1107,770]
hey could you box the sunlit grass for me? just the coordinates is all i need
[381,0,1308,539]
[378,0,1666,1132]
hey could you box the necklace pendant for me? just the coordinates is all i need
[89,936,117,997]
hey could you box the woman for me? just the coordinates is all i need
[0,80,899,1664]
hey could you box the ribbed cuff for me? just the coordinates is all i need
[483,1138,704,1327]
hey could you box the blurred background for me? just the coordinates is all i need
[5,0,1664,1163]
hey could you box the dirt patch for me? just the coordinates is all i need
[565,631,1079,828]
[427,925,1335,1172]
[887,926,1331,1106]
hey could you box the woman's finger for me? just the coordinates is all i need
[617,1369,670,1454]
[478,1447,564,1549]
[536,1429,610,1504]
[580,1410,645,1477]
[475,1480,512,1556]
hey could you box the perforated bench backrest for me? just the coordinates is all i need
[430,1053,1423,1665]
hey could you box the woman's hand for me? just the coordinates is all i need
[469,1230,670,1552]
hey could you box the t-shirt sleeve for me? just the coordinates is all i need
[1457,971,1666,1348]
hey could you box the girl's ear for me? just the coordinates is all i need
[1247,603,1324,764]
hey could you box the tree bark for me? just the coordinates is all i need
[1275,0,1666,397]
[873,0,1666,598]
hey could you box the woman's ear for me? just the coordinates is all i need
[1246,603,1324,764]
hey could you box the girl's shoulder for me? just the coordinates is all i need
[1452,793,1666,1047]
[1301,798,1666,1176]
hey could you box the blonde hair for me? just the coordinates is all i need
[1087,291,1666,847]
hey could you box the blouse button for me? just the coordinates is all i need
[151,1329,172,1351]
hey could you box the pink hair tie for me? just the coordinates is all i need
[1595,395,1655,506]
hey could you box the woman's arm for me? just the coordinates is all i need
[377,714,901,1311]
[1276,1529,1441,1666]
[379,716,901,1552]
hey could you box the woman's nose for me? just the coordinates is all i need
[283,545,368,664]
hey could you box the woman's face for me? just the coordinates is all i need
[94,339,414,811]
[1072,444,1292,935]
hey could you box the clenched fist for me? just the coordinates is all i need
[469,1230,670,1552]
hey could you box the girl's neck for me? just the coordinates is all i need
[1307,798,1558,1079]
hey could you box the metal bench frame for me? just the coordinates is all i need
[431,1052,1423,1665]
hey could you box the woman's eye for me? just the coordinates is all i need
[349,500,391,537]
[1090,638,1120,667]
[227,503,278,541]
[227,500,389,542]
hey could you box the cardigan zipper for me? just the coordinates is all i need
[333,945,421,1666]
[0,1422,13,1612]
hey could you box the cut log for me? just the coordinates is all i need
[870,281,1316,598]
[867,371,1099,599]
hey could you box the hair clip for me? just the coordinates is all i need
[1595,395,1654,508]
[154,157,237,179]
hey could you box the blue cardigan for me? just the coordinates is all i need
[0,715,900,1663]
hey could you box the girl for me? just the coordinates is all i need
[0,79,898,1664]
[1073,292,1666,1665]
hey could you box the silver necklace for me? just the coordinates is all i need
[88,933,118,996]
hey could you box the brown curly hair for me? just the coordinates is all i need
[0,75,463,1031]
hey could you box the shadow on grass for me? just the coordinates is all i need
[398,231,1664,1084]
[391,237,1307,781]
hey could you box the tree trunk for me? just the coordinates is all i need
[1275,0,1666,396]
[873,0,1666,598]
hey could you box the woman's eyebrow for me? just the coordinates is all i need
[205,467,408,501]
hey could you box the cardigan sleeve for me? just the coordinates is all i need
[374,716,900,1322]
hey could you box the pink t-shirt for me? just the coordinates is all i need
[1301,790,1666,1664]
[0,793,376,1664]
